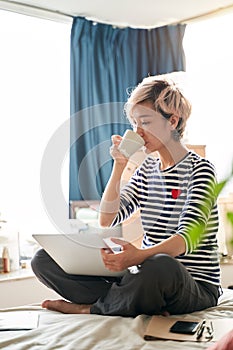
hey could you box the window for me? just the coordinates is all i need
[184,13,233,256]
[0,10,71,246]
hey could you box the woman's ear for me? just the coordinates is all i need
[169,115,180,129]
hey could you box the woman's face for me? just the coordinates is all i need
[131,101,172,153]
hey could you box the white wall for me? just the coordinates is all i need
[184,13,233,194]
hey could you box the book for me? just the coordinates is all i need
[0,311,39,331]
[144,315,233,342]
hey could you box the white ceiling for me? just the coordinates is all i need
[1,0,233,27]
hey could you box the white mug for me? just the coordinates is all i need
[118,130,145,158]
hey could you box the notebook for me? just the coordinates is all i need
[144,316,233,342]
[32,233,125,277]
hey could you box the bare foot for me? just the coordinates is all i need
[42,299,91,314]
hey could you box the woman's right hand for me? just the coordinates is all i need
[99,135,128,227]
[110,135,128,165]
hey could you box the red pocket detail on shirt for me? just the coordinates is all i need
[171,189,181,199]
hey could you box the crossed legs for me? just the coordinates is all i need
[31,249,218,316]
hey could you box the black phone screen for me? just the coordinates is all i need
[169,321,200,335]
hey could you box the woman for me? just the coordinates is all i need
[31,74,221,316]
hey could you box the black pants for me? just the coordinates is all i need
[31,249,220,317]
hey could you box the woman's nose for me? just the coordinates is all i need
[135,126,144,137]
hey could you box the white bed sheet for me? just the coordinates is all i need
[0,289,233,350]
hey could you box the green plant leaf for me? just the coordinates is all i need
[214,179,228,197]
[188,166,233,249]
[227,212,233,226]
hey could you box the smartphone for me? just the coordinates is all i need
[169,321,200,335]
[103,237,122,254]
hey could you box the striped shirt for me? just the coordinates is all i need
[112,151,220,286]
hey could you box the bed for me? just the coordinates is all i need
[0,288,233,350]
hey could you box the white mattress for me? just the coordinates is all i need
[0,289,233,350]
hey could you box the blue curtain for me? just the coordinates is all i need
[70,16,186,202]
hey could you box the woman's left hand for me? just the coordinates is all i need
[101,238,146,272]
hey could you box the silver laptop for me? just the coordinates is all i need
[32,233,125,277]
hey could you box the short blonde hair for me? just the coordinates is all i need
[124,74,192,140]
